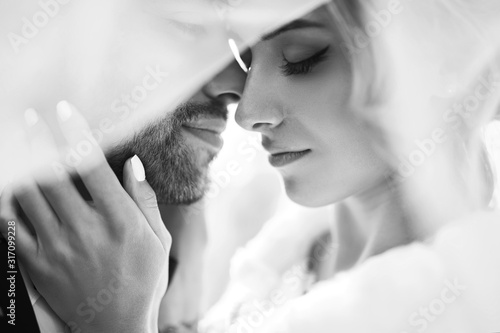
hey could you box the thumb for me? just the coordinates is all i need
[123,155,171,248]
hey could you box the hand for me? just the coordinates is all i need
[0,101,171,333]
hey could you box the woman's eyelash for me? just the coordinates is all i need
[280,46,330,76]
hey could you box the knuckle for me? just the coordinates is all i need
[145,201,159,209]
[12,183,36,205]
[108,219,130,240]
[0,204,16,223]
[142,190,158,208]
[163,229,173,247]
[48,249,73,267]
[38,179,62,195]
[12,183,29,200]
[0,210,10,223]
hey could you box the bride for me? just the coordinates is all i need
[223,1,500,332]
[200,1,500,332]
[3,0,500,332]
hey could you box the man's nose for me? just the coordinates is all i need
[202,60,246,106]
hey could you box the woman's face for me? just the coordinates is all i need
[235,7,388,207]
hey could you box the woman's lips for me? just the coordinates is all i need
[269,150,311,168]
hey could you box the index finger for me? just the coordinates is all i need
[0,184,37,260]
[55,100,130,213]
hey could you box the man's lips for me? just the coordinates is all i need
[182,115,227,134]
[181,116,227,150]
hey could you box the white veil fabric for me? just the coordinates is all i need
[1,0,500,332]
[363,0,500,233]
[0,0,328,188]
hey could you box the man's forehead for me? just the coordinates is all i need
[142,0,222,26]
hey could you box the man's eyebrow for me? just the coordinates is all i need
[261,19,324,41]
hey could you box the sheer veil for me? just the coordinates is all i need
[1,1,500,332]
[0,0,329,187]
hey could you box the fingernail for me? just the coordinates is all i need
[56,100,73,122]
[131,155,146,182]
[228,38,248,73]
[24,108,39,127]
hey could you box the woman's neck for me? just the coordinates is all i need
[332,177,415,272]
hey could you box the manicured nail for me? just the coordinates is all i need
[131,155,146,182]
[228,38,248,73]
[56,100,73,122]
[24,108,39,127]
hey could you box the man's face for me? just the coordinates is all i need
[107,99,227,205]
[107,60,245,205]
[0,0,240,186]
[96,0,247,205]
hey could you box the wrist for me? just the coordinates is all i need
[78,318,157,333]
[68,302,159,333]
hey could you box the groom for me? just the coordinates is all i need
[107,61,245,333]
[0,0,249,331]
[0,60,245,333]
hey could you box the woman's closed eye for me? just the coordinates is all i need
[280,46,330,76]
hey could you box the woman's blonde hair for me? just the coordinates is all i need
[325,0,500,227]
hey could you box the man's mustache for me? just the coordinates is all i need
[172,101,228,125]
[104,100,228,194]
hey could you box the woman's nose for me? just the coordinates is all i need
[235,69,284,133]
[202,60,246,106]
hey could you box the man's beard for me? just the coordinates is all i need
[106,101,227,205]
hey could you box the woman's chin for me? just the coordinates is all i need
[282,177,343,208]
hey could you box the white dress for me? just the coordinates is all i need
[253,211,500,333]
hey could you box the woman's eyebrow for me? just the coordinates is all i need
[261,19,324,41]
